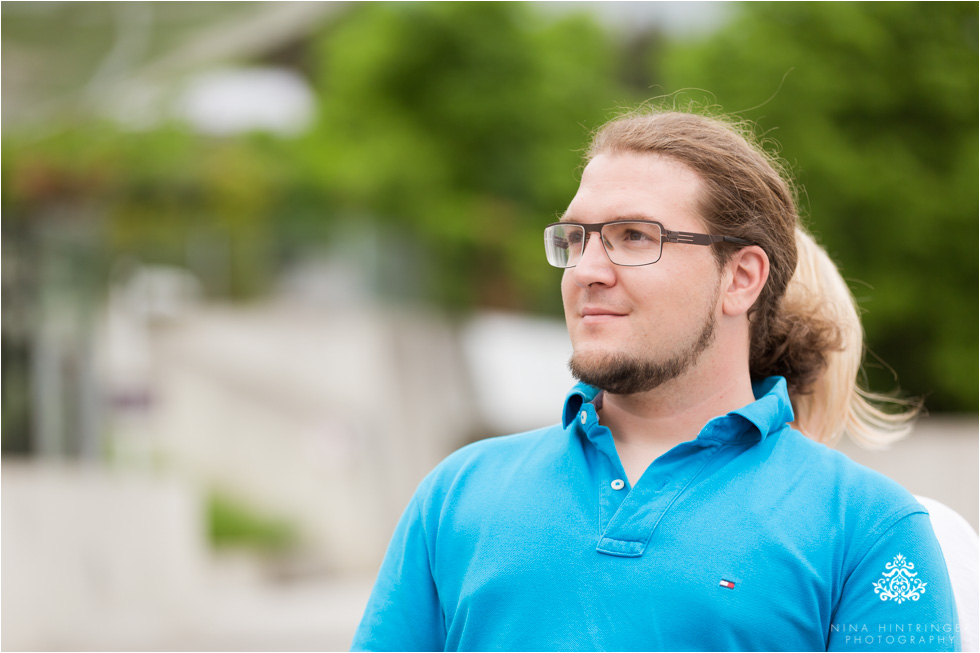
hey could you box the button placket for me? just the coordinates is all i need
[579,403,632,533]
[596,443,722,558]
[598,463,630,533]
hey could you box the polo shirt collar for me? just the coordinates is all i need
[737,376,796,439]
[562,382,601,429]
[561,375,795,443]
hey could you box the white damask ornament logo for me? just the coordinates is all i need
[873,554,927,604]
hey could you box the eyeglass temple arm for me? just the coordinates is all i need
[664,230,753,247]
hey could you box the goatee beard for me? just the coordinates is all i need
[568,313,716,396]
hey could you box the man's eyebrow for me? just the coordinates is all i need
[558,212,662,224]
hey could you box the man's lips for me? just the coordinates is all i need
[579,307,628,322]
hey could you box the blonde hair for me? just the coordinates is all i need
[787,228,920,448]
[588,107,919,448]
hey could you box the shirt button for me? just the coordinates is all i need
[611,479,625,491]
[580,411,588,425]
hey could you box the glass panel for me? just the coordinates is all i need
[544,224,583,268]
[602,222,663,265]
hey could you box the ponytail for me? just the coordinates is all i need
[783,228,920,448]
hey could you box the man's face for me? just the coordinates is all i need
[560,153,724,395]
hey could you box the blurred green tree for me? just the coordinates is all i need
[2,3,634,452]
[4,2,976,413]
[657,1,978,410]
[4,3,631,311]
[304,2,629,310]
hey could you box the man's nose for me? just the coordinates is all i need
[569,232,616,287]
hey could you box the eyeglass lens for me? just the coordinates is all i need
[544,222,664,268]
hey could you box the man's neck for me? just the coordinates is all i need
[597,360,757,485]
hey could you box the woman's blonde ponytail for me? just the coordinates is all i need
[787,228,921,448]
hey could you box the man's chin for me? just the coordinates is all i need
[568,350,686,396]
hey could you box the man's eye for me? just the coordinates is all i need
[624,230,652,242]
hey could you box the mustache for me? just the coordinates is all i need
[572,292,630,312]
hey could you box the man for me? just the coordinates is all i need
[352,110,959,651]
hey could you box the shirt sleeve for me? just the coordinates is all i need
[350,493,445,652]
[828,511,960,652]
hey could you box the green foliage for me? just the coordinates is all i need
[3,123,286,298]
[207,490,299,553]
[306,2,629,309]
[3,2,976,411]
[3,3,631,310]
[657,2,979,409]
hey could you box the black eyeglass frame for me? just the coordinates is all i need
[544,220,755,268]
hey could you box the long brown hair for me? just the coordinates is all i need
[587,108,917,446]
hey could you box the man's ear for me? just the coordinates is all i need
[722,246,770,317]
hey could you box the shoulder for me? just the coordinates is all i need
[772,428,921,507]
[768,428,928,542]
[434,423,568,475]
[414,423,572,506]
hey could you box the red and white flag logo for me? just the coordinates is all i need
[719,579,735,589]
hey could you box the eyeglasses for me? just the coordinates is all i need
[543,220,753,268]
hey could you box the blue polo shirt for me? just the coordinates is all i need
[352,377,959,652]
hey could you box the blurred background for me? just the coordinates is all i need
[2,2,977,650]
